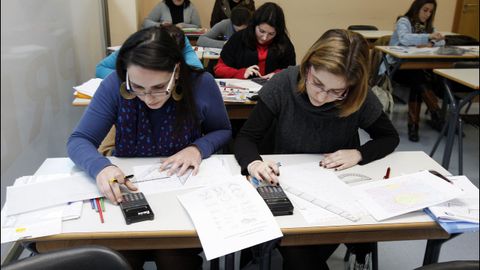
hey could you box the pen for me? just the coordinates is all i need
[90,199,95,209]
[383,167,391,179]
[428,170,453,184]
[95,198,104,223]
[109,174,134,184]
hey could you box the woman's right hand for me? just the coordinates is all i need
[247,160,280,185]
[96,165,137,204]
[429,32,444,42]
[244,65,261,79]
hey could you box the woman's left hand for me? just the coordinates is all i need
[319,149,362,171]
[260,72,275,80]
[160,146,202,176]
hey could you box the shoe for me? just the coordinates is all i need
[353,253,371,270]
[408,124,419,142]
[427,111,445,132]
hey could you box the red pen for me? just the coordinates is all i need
[383,167,391,179]
[95,198,104,223]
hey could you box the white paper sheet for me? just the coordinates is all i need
[6,174,101,216]
[132,157,231,195]
[178,176,283,260]
[1,205,63,244]
[353,171,463,221]
[428,176,479,223]
[73,78,102,97]
[278,162,366,222]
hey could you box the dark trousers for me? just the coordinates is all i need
[279,244,339,270]
[394,69,441,125]
[120,248,203,270]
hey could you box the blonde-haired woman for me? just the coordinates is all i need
[234,29,399,269]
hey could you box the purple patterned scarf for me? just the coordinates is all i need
[114,97,200,157]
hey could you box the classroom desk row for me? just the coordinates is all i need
[23,151,454,269]
[72,97,255,120]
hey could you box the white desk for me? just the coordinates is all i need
[376,46,479,81]
[431,68,479,174]
[28,151,452,268]
[353,30,458,42]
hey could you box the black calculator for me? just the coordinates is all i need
[257,186,294,216]
[119,192,155,225]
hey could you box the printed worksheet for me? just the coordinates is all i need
[353,171,463,221]
[178,175,282,260]
[132,157,232,194]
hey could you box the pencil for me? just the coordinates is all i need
[95,198,104,223]
[100,197,105,212]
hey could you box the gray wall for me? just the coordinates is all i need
[1,0,105,259]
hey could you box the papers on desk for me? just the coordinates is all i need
[132,157,231,195]
[5,174,101,216]
[277,162,366,223]
[178,176,282,260]
[352,171,463,221]
[425,175,479,233]
[387,46,439,55]
[73,78,102,98]
[215,79,263,102]
[1,174,86,243]
[1,204,63,244]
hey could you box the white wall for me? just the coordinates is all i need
[1,0,104,259]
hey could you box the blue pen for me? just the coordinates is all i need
[90,199,95,209]
[250,162,282,187]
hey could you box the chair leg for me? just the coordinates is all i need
[458,118,463,175]
[344,249,351,262]
[372,243,378,270]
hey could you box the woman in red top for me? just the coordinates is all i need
[214,2,296,79]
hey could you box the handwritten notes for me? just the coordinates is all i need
[178,176,282,260]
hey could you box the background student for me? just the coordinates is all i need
[210,0,255,27]
[142,0,201,29]
[382,0,445,142]
[96,25,203,79]
[214,2,296,80]
[197,6,252,49]
[234,29,399,270]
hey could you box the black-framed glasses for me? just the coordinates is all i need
[126,64,177,97]
[306,67,349,100]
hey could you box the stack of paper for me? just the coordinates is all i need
[215,79,263,102]
[73,78,102,99]
[425,175,479,234]
[1,174,91,243]
[353,171,463,221]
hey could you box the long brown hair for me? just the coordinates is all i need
[401,0,437,33]
[297,29,370,117]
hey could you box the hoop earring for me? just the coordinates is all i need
[119,82,136,100]
[172,86,183,101]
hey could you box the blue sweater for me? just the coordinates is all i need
[95,37,203,79]
[67,71,232,179]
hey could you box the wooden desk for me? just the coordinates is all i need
[430,68,479,174]
[73,98,256,120]
[27,152,454,266]
[375,46,479,79]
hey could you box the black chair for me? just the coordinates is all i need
[1,245,132,270]
[414,260,479,270]
[347,25,379,31]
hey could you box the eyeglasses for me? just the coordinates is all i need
[126,65,177,97]
[306,68,348,100]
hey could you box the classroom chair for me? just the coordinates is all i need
[1,245,132,270]
[414,260,479,270]
[347,25,379,31]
